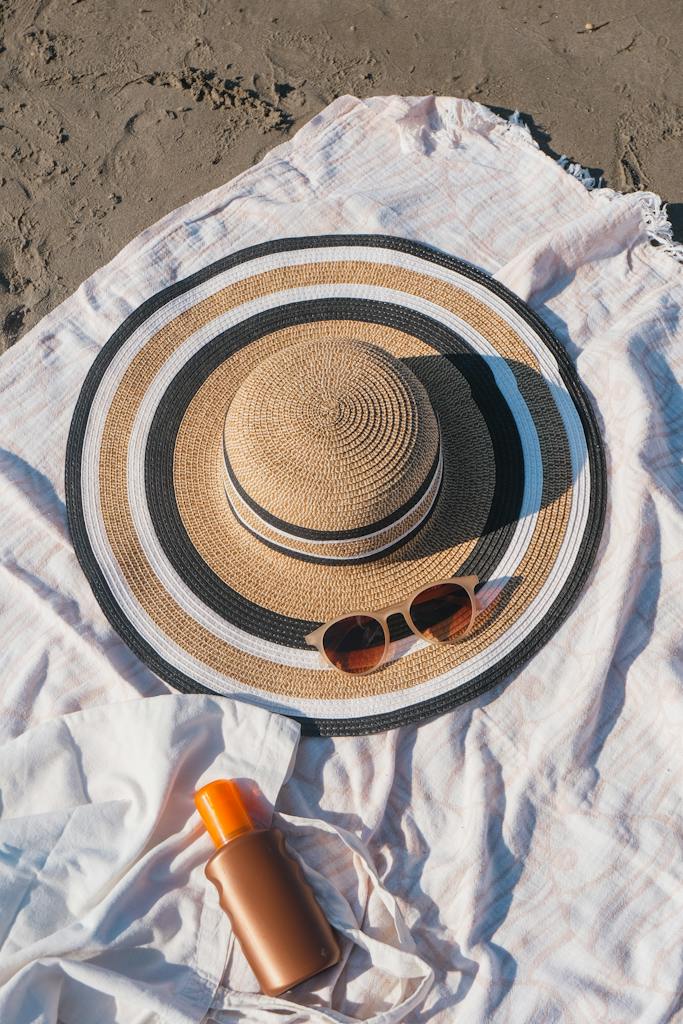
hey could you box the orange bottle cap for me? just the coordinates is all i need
[195,778,254,847]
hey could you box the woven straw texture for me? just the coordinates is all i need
[224,339,440,531]
[65,234,605,734]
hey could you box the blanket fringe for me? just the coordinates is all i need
[556,154,602,191]
[508,110,683,264]
[505,110,540,149]
[625,191,683,263]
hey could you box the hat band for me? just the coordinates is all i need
[222,443,444,564]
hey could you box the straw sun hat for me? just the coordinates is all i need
[66,235,606,735]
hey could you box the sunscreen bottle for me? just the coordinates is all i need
[195,778,340,997]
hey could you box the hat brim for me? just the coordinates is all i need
[66,235,606,735]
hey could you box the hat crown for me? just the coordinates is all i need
[223,339,442,561]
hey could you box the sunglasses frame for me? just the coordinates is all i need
[305,575,479,675]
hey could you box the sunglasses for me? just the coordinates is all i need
[305,576,479,675]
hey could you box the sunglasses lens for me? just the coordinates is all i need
[409,582,473,642]
[322,615,386,674]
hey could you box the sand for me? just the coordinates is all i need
[1,0,681,353]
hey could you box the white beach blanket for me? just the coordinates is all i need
[0,95,681,1022]
[0,695,299,1023]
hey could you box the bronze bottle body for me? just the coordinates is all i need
[206,827,340,997]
